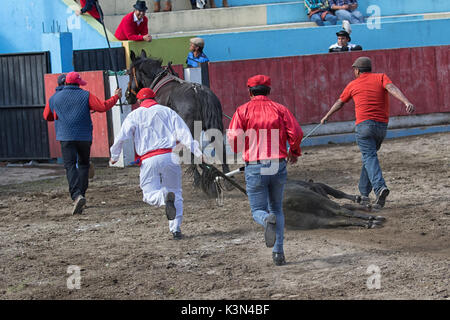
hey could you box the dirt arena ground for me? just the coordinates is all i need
[0,132,448,300]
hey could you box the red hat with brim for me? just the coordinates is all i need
[247,75,271,88]
[137,88,156,100]
[65,72,87,86]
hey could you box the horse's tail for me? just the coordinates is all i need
[194,85,231,171]
[196,86,224,133]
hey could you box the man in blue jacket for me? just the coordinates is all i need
[44,72,122,215]
[186,37,209,68]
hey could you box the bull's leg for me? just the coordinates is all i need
[323,218,383,229]
[321,219,372,228]
[342,203,372,212]
[334,206,386,224]
[312,182,360,202]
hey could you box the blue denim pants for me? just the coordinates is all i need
[334,9,365,24]
[310,12,338,26]
[355,120,388,197]
[60,140,92,200]
[245,159,287,254]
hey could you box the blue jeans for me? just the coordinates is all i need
[355,120,388,197]
[310,12,338,26]
[334,9,364,24]
[245,159,287,254]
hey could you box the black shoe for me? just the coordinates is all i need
[165,192,176,220]
[72,195,86,215]
[172,231,182,240]
[272,252,286,266]
[264,214,276,248]
[374,187,390,209]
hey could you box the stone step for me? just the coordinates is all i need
[98,0,294,15]
[104,2,304,36]
[151,21,316,39]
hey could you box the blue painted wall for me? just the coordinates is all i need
[0,0,120,55]
[203,19,450,62]
[264,0,450,25]
[228,0,450,16]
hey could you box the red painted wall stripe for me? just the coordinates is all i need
[209,45,450,127]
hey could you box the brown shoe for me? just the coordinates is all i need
[154,1,160,12]
[72,195,86,215]
[163,1,172,11]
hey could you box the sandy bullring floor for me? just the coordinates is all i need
[0,132,448,300]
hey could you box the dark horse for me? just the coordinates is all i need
[126,50,231,190]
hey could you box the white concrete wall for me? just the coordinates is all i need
[100,0,196,15]
[108,75,135,168]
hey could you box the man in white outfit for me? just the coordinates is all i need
[110,88,203,240]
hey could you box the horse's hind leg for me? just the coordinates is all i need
[220,140,236,191]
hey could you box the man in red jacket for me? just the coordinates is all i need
[115,1,152,42]
[75,0,102,23]
[227,75,303,266]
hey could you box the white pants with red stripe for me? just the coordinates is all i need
[139,153,183,233]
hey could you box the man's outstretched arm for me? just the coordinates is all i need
[321,99,345,124]
[385,83,415,114]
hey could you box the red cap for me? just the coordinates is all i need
[247,75,271,88]
[65,72,87,86]
[137,88,156,100]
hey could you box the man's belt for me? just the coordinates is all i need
[245,158,286,166]
[134,148,172,166]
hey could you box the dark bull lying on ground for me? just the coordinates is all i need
[283,179,385,229]
[202,165,385,230]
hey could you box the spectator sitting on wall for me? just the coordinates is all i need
[191,0,228,9]
[304,0,338,26]
[115,1,152,42]
[153,0,171,12]
[329,0,364,24]
[186,37,209,68]
[75,0,102,23]
[210,0,229,8]
[329,29,362,52]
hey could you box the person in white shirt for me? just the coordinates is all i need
[329,29,362,53]
[110,88,203,240]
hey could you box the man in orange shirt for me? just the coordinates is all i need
[227,75,303,266]
[321,57,415,209]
